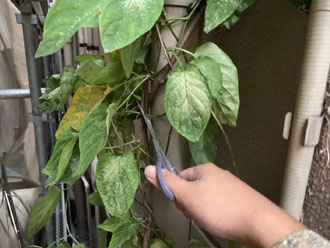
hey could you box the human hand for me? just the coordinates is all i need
[145,163,305,248]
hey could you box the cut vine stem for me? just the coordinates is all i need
[211,111,239,177]
[155,23,173,70]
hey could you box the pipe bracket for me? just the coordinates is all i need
[283,112,293,140]
[15,13,38,25]
[304,116,323,147]
[28,113,51,123]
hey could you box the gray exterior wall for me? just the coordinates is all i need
[204,0,308,203]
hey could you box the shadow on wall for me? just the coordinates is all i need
[202,0,308,203]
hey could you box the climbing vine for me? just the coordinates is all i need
[27,0,254,247]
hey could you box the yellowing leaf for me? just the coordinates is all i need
[55,85,108,138]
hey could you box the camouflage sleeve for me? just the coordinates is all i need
[272,229,330,248]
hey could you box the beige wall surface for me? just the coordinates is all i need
[203,0,308,203]
[152,1,310,247]
[0,1,39,246]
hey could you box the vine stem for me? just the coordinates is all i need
[178,0,202,43]
[104,140,140,150]
[116,75,150,110]
[65,188,81,246]
[165,126,173,155]
[161,9,179,42]
[150,4,205,102]
[134,198,154,217]
[139,146,156,163]
[46,235,71,248]
[155,23,173,70]
[169,52,183,67]
[211,111,239,177]
[167,46,196,58]
[123,110,166,118]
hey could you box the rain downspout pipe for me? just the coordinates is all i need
[280,0,330,220]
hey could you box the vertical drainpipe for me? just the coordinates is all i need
[280,0,330,220]
[151,1,203,247]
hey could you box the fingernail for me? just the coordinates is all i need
[145,165,156,180]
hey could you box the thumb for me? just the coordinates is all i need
[144,165,187,197]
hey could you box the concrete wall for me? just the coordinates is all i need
[303,74,330,239]
[203,0,309,203]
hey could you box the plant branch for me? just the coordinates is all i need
[167,46,196,58]
[105,140,140,150]
[117,75,150,110]
[161,9,179,42]
[165,126,173,155]
[155,23,173,70]
[150,4,205,102]
[65,188,81,245]
[169,51,183,67]
[211,111,239,177]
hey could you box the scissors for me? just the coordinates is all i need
[138,104,178,201]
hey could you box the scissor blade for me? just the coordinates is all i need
[137,104,178,172]
[138,104,162,149]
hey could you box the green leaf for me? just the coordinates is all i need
[107,50,121,63]
[28,246,43,248]
[135,44,150,65]
[189,118,218,165]
[79,103,110,175]
[98,229,108,248]
[119,118,135,143]
[76,58,106,84]
[195,42,239,126]
[99,0,164,52]
[39,87,61,113]
[98,217,129,232]
[88,192,103,206]
[164,64,212,142]
[35,0,100,58]
[73,78,87,92]
[223,0,256,29]
[75,54,104,62]
[45,75,61,94]
[188,239,207,247]
[204,0,242,33]
[43,128,77,187]
[27,186,61,237]
[98,217,140,248]
[92,62,126,86]
[191,56,222,99]
[106,103,117,135]
[59,142,81,184]
[39,75,61,113]
[56,132,78,181]
[59,240,71,248]
[60,66,77,107]
[120,36,145,78]
[108,224,139,248]
[96,152,138,217]
[150,237,174,248]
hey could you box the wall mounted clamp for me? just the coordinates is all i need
[283,112,323,147]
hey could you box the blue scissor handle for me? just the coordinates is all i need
[155,148,178,201]
[138,103,178,201]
